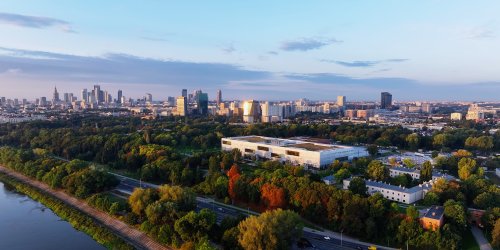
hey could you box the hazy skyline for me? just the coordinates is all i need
[1,1,499,101]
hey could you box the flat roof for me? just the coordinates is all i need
[422,206,444,220]
[347,178,432,194]
[390,166,420,174]
[225,136,352,152]
[288,143,334,151]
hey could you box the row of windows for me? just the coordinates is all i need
[257,146,269,151]
[371,187,406,197]
[222,140,231,145]
[285,150,300,156]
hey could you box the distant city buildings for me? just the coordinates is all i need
[451,112,463,121]
[176,96,188,116]
[466,104,485,121]
[242,100,260,123]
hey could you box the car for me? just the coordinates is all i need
[323,236,330,240]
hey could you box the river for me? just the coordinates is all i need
[0,181,105,250]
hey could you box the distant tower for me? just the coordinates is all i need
[216,89,222,105]
[381,92,392,109]
[52,86,60,103]
[146,93,153,103]
[182,89,188,98]
[81,89,88,102]
[177,96,188,116]
[337,96,346,107]
[117,90,123,103]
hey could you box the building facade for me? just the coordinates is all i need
[222,136,368,169]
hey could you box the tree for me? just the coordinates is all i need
[227,164,241,201]
[444,200,467,233]
[158,185,196,211]
[422,192,439,206]
[334,168,351,182]
[458,158,478,180]
[366,160,388,181]
[492,218,500,248]
[420,161,433,182]
[367,144,378,156]
[260,183,286,209]
[402,158,416,168]
[238,209,302,250]
[406,133,420,150]
[174,209,216,242]
[348,177,368,196]
[128,188,159,216]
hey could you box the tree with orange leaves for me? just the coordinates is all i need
[227,164,241,201]
[260,183,286,209]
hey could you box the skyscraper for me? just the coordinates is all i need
[117,90,122,103]
[216,89,222,105]
[93,85,101,103]
[381,92,392,109]
[242,100,260,123]
[81,89,88,102]
[337,96,346,107]
[176,96,188,116]
[182,89,187,98]
[146,93,153,103]
[196,92,209,115]
[52,86,60,103]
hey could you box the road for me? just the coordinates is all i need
[111,173,392,250]
[471,226,493,250]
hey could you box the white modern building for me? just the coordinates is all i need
[389,166,420,179]
[221,136,368,169]
[343,178,434,204]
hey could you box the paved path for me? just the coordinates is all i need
[471,226,493,250]
[0,165,170,250]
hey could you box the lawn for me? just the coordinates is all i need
[463,229,480,250]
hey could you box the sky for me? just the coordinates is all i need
[0,1,499,101]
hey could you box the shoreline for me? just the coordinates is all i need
[0,165,170,250]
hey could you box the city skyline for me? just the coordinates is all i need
[1,1,500,100]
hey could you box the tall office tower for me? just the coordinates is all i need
[99,90,104,103]
[52,86,60,103]
[22,99,27,106]
[182,89,188,98]
[196,92,209,115]
[104,91,111,103]
[63,93,70,103]
[380,92,392,109]
[40,97,47,106]
[146,93,153,103]
[68,93,74,102]
[261,102,283,123]
[337,95,346,107]
[81,89,88,102]
[242,100,260,123]
[117,90,122,103]
[167,96,175,106]
[176,96,188,116]
[93,85,100,103]
[216,89,222,105]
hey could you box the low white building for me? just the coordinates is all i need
[389,166,420,179]
[221,136,368,169]
[343,178,434,204]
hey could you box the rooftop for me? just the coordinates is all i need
[422,206,444,220]
[226,136,350,152]
[390,166,420,174]
[347,178,433,194]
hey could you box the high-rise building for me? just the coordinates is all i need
[380,92,392,109]
[63,93,70,103]
[176,96,188,116]
[242,100,260,123]
[337,96,346,107]
[182,89,188,98]
[196,92,209,115]
[466,104,485,121]
[146,93,153,103]
[216,89,222,105]
[81,89,88,102]
[52,86,60,103]
[93,85,101,103]
[117,90,122,103]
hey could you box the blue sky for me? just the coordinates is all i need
[0,1,499,101]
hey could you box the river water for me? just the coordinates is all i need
[0,181,105,250]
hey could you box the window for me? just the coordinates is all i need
[245,148,254,153]
[257,146,269,151]
[271,153,280,157]
[286,150,300,157]
[222,140,231,145]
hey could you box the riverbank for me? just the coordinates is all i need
[0,165,169,250]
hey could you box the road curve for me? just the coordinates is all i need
[0,165,170,250]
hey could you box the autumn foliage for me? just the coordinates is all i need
[260,183,286,209]
[227,164,241,200]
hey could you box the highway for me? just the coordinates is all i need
[110,173,391,250]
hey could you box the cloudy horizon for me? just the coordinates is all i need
[0,1,499,101]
